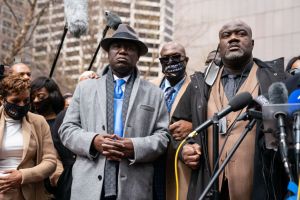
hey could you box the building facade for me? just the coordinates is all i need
[174,0,300,73]
[33,0,174,87]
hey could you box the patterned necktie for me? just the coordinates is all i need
[164,87,176,112]
[114,79,126,137]
[224,74,237,101]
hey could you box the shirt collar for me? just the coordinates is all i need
[222,61,253,78]
[162,76,186,92]
[113,74,131,82]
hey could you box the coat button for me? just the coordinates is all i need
[274,73,277,76]
[73,155,76,159]
[98,175,102,181]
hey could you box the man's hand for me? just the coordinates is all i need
[93,134,116,154]
[169,120,193,141]
[102,136,134,161]
[0,170,22,193]
[182,143,201,170]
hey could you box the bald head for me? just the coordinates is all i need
[160,41,186,57]
[218,20,254,70]
[11,63,31,81]
[219,20,252,39]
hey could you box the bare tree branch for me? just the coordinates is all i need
[3,0,21,28]
[26,0,33,8]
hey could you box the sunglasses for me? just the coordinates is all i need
[159,54,185,65]
[289,67,300,75]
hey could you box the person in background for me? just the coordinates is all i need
[78,70,99,82]
[0,74,56,199]
[10,63,31,81]
[286,55,300,75]
[30,77,65,129]
[152,41,192,200]
[63,93,73,109]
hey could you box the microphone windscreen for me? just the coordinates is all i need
[268,82,288,104]
[64,0,88,38]
[288,89,300,103]
[228,92,253,111]
[105,11,122,30]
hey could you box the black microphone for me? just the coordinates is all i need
[104,11,122,30]
[188,92,253,138]
[64,0,88,38]
[268,82,294,181]
[237,94,269,121]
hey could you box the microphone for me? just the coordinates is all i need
[237,94,269,121]
[104,11,122,30]
[188,92,253,138]
[268,82,294,181]
[64,0,88,38]
[288,89,300,174]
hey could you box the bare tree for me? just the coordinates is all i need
[3,0,53,65]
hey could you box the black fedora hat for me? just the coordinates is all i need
[100,24,148,56]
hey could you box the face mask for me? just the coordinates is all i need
[33,98,52,115]
[163,61,186,81]
[3,100,30,120]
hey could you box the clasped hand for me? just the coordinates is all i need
[93,134,134,161]
[0,169,22,193]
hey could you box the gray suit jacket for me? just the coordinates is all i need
[59,69,170,200]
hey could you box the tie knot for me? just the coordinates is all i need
[116,79,126,87]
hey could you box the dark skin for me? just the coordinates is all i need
[108,40,140,78]
[218,20,254,74]
[93,40,139,161]
[159,42,192,140]
[182,21,255,169]
[160,42,189,86]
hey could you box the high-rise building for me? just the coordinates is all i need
[0,0,30,65]
[33,0,174,88]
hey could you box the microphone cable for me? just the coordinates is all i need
[174,110,243,200]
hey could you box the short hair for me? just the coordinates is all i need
[0,74,30,98]
[286,55,300,72]
[30,76,65,114]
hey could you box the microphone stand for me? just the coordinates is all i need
[212,113,219,200]
[49,23,68,78]
[293,112,300,176]
[199,118,256,200]
[88,25,110,71]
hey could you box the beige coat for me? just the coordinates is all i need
[0,107,57,200]
[151,76,191,200]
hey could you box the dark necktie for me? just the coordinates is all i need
[224,74,237,101]
[164,87,176,112]
[104,79,126,199]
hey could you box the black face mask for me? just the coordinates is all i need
[3,100,30,120]
[163,61,186,83]
[33,98,53,115]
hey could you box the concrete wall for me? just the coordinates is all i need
[174,0,300,73]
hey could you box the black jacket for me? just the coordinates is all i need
[173,58,290,200]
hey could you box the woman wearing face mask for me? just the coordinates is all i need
[0,74,57,199]
[30,77,65,129]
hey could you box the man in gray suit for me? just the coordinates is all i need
[59,24,169,200]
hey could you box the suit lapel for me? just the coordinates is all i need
[21,117,32,160]
[0,108,5,150]
[95,77,107,132]
[170,76,190,117]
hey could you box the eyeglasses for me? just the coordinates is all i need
[159,54,185,65]
[289,67,300,75]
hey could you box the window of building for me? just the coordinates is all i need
[135,4,160,12]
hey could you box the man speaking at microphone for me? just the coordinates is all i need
[173,20,289,200]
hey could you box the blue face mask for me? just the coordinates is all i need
[3,100,30,120]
